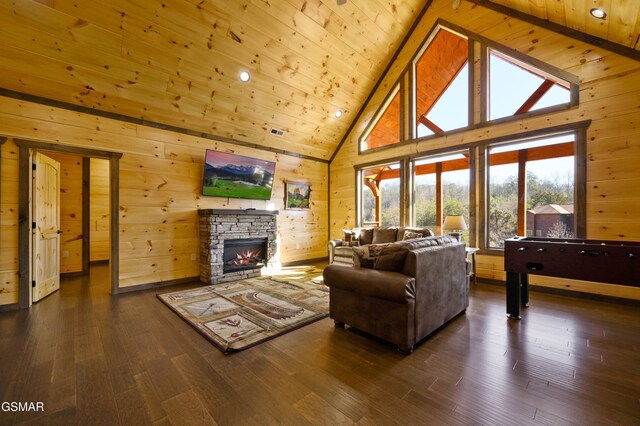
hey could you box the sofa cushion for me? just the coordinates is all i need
[372,227,398,244]
[374,244,410,272]
[358,228,374,245]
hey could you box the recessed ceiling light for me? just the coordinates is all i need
[335,110,343,118]
[239,71,251,82]
[590,8,606,19]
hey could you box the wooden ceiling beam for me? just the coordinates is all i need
[364,142,574,182]
[514,79,555,115]
[418,116,445,135]
[465,0,640,62]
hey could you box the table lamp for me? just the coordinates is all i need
[443,215,467,242]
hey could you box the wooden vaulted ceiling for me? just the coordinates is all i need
[0,1,639,162]
[0,0,427,161]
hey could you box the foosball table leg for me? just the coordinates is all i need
[520,273,529,308]
[506,271,522,319]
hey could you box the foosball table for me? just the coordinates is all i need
[504,236,640,319]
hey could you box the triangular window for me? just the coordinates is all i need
[415,28,469,137]
[489,50,570,120]
[361,86,401,151]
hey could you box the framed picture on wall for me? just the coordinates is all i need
[285,182,311,209]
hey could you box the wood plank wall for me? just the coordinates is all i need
[0,140,18,305]
[45,152,84,274]
[0,99,328,304]
[330,0,640,300]
[90,158,110,262]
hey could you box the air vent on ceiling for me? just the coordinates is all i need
[269,127,285,137]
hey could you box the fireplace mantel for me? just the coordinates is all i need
[198,209,278,216]
[199,209,279,284]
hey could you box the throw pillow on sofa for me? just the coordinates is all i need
[342,229,357,246]
[402,231,423,240]
[374,244,410,272]
[352,243,389,269]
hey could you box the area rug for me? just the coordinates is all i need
[157,267,328,353]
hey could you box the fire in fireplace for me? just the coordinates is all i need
[223,238,268,273]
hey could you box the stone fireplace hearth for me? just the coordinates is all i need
[198,209,279,284]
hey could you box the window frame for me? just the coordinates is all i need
[358,84,403,153]
[409,149,472,236]
[355,159,407,227]
[357,20,580,155]
[478,124,588,254]
[412,26,471,139]
[485,48,576,122]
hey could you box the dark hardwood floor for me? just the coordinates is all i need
[1,263,639,425]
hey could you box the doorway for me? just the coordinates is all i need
[41,152,111,279]
[15,139,122,308]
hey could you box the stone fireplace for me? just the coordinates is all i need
[198,209,279,284]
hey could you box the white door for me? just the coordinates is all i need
[32,152,61,302]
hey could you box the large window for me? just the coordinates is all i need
[412,152,470,238]
[358,25,578,153]
[359,162,401,227]
[486,134,576,248]
[360,86,401,151]
[414,28,469,137]
[488,50,571,121]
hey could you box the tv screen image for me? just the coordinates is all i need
[202,150,276,200]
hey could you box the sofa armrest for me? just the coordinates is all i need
[323,265,415,303]
[327,239,344,263]
[328,239,344,248]
[402,243,468,336]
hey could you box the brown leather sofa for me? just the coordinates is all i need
[323,236,468,354]
[328,226,434,265]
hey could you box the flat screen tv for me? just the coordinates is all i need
[202,150,276,200]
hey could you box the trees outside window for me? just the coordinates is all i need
[487,135,575,248]
[359,163,401,227]
[414,172,437,228]
[412,152,469,236]
[488,163,518,248]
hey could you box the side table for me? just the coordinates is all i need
[466,247,478,285]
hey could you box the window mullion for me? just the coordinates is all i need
[436,162,443,235]
[517,150,527,237]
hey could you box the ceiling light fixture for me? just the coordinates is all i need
[589,8,607,19]
[239,71,251,82]
[337,0,346,5]
[335,110,343,118]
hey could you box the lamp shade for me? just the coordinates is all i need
[443,215,468,231]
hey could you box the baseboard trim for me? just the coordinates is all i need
[113,276,199,295]
[281,257,329,267]
[477,278,640,307]
[61,271,85,278]
[0,303,20,312]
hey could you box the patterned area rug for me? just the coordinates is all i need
[157,266,328,353]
